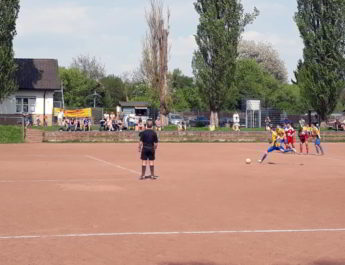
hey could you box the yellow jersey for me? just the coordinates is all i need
[271,131,281,147]
[312,127,321,139]
[302,126,309,135]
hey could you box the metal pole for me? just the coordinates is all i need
[61,81,65,109]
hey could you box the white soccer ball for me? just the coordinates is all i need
[245,158,251,164]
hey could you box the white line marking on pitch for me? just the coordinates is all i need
[85,155,140,175]
[0,179,119,184]
[1,228,345,240]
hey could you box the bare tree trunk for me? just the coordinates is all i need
[210,111,219,127]
[141,0,170,129]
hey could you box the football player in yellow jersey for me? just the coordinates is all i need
[311,124,324,155]
[258,127,296,163]
[276,125,286,146]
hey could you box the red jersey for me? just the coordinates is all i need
[287,127,295,137]
[287,127,295,144]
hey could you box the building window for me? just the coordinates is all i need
[16,97,36,113]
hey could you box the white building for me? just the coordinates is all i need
[0,59,60,126]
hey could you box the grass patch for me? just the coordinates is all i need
[0,125,23,143]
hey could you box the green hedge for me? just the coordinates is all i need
[0,125,23,143]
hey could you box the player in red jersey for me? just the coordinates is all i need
[286,123,296,150]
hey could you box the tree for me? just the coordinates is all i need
[270,83,310,114]
[294,0,345,121]
[59,67,98,108]
[0,0,20,102]
[169,69,205,112]
[192,0,258,127]
[140,0,170,126]
[232,59,280,109]
[70,55,106,81]
[99,75,126,108]
[238,40,288,83]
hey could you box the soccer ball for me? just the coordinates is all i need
[245,158,251,164]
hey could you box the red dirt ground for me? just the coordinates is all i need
[0,143,345,265]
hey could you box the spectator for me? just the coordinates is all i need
[232,112,240,131]
[117,118,123,131]
[155,117,161,131]
[182,121,187,131]
[76,120,82,131]
[68,119,76,131]
[104,112,109,122]
[57,110,64,126]
[110,112,116,121]
[107,118,113,131]
[265,116,271,130]
[36,117,41,126]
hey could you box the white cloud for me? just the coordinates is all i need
[17,3,91,36]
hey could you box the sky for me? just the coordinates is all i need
[13,0,304,82]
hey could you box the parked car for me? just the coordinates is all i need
[169,114,183,125]
[219,117,233,127]
[189,116,210,127]
[326,113,345,131]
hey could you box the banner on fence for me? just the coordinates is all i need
[53,108,92,118]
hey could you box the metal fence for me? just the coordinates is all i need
[174,109,318,128]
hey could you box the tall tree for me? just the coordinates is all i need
[140,0,170,126]
[294,0,345,121]
[192,0,258,126]
[238,40,288,83]
[0,0,20,102]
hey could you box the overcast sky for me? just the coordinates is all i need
[14,0,303,81]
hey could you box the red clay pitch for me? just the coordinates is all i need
[0,143,345,265]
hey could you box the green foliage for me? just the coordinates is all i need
[128,82,160,109]
[270,84,310,114]
[192,0,258,125]
[294,0,345,120]
[60,67,98,108]
[99,75,126,108]
[229,59,309,114]
[0,0,20,102]
[169,69,205,112]
[0,125,23,143]
[232,59,279,108]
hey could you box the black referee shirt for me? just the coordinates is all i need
[140,129,158,148]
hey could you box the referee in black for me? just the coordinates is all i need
[138,119,158,180]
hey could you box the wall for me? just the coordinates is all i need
[43,131,345,143]
[0,90,54,115]
[0,90,54,125]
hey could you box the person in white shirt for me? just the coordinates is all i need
[232,112,240,131]
[57,110,64,126]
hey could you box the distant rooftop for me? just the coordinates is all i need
[15,58,60,90]
[119,101,150,107]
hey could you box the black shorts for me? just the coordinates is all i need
[141,146,155,161]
